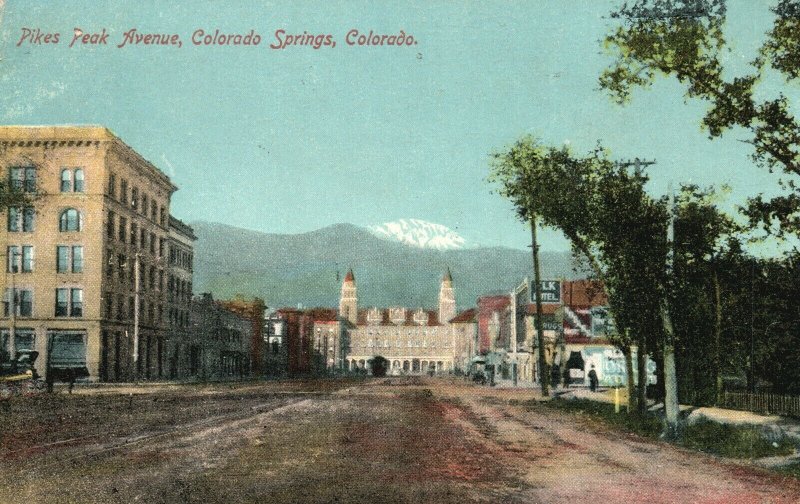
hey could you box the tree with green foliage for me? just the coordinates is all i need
[599,0,800,400]
[600,0,800,241]
[0,178,30,212]
[489,137,747,428]
[741,254,800,394]
[489,137,672,420]
[671,185,742,405]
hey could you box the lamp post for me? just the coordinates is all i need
[132,252,140,383]
[9,273,16,357]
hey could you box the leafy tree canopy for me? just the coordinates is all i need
[601,0,800,239]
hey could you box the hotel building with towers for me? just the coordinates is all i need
[317,267,475,375]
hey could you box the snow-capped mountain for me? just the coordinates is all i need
[369,219,466,250]
[191,221,582,309]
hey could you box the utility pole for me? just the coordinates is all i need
[661,183,680,437]
[133,252,140,383]
[618,157,680,432]
[617,157,656,175]
[749,261,755,394]
[530,216,549,397]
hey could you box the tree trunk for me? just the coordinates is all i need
[637,336,648,415]
[661,300,680,438]
[530,217,549,397]
[713,268,723,406]
[624,344,635,412]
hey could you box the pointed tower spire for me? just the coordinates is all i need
[340,268,357,324]
[439,267,456,324]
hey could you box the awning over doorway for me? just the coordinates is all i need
[565,350,585,370]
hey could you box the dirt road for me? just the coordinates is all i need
[1,378,799,503]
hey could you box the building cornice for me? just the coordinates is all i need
[0,125,177,194]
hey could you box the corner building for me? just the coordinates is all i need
[0,126,183,381]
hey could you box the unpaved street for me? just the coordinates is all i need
[2,378,799,503]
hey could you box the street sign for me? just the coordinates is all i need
[542,319,561,331]
[531,280,561,304]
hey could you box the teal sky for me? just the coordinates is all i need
[0,1,793,252]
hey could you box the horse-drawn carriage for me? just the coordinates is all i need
[0,350,45,399]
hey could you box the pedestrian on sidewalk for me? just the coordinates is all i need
[588,365,598,392]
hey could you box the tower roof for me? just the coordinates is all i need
[344,268,355,283]
[443,267,453,283]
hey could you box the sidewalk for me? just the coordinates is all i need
[560,387,800,432]
[552,386,800,467]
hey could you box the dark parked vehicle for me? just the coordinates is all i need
[0,350,45,398]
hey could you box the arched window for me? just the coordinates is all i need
[59,209,81,232]
[60,169,72,192]
[74,169,84,192]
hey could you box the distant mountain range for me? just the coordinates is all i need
[191,221,586,311]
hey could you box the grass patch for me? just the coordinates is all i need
[535,398,797,460]
[777,461,800,479]
[681,418,796,459]
[536,398,663,439]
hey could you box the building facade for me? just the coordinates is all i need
[337,269,472,375]
[189,293,250,379]
[264,310,288,376]
[217,295,266,376]
[277,308,315,376]
[0,126,184,381]
[450,308,477,372]
[165,216,196,378]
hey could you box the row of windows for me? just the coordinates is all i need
[4,280,184,323]
[7,207,82,233]
[169,308,190,328]
[9,166,86,194]
[169,247,193,271]
[168,275,192,304]
[107,173,167,227]
[365,308,430,326]
[357,328,441,338]
[218,328,242,344]
[354,339,451,349]
[106,211,165,256]
[6,245,83,274]
[104,251,166,292]
[104,293,164,326]
[3,288,83,318]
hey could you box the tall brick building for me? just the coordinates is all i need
[0,126,192,381]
